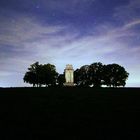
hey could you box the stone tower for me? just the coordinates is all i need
[64,64,74,86]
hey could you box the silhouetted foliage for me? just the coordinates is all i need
[103,64,129,87]
[88,62,104,87]
[74,62,129,87]
[23,62,58,87]
[40,64,58,87]
[79,65,90,86]
[23,71,37,87]
[74,65,90,87]
[24,62,129,87]
[23,62,40,87]
[74,63,105,87]
[74,68,80,85]
[57,74,65,86]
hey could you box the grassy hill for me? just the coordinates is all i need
[0,87,140,139]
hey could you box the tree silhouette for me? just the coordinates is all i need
[74,68,80,86]
[88,62,104,87]
[24,62,129,87]
[23,62,40,87]
[74,65,90,87]
[103,64,129,87]
[74,62,129,87]
[23,62,58,87]
[23,71,36,87]
[40,64,58,87]
[57,74,65,86]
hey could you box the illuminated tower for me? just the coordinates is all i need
[64,64,74,86]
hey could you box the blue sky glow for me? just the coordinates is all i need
[0,0,140,87]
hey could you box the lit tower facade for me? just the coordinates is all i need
[64,64,74,86]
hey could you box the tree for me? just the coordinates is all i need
[57,74,65,86]
[88,62,104,87]
[74,65,90,87]
[23,62,40,87]
[74,68,80,86]
[23,62,58,87]
[41,64,58,87]
[24,62,129,88]
[23,71,36,87]
[103,64,129,87]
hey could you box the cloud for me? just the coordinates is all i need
[114,0,140,22]
[0,15,70,62]
[0,14,80,80]
[0,4,140,87]
[0,71,13,77]
[0,16,66,45]
[123,19,140,29]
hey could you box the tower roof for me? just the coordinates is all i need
[65,64,73,70]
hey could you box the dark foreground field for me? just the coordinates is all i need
[0,87,140,139]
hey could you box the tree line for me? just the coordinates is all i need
[23,62,58,87]
[74,62,129,87]
[23,62,129,87]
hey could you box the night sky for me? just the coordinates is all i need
[0,0,140,87]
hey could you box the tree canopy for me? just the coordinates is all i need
[74,62,129,87]
[57,74,65,86]
[103,64,129,87]
[23,62,58,87]
[24,62,129,87]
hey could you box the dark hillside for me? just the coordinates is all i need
[0,87,140,139]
